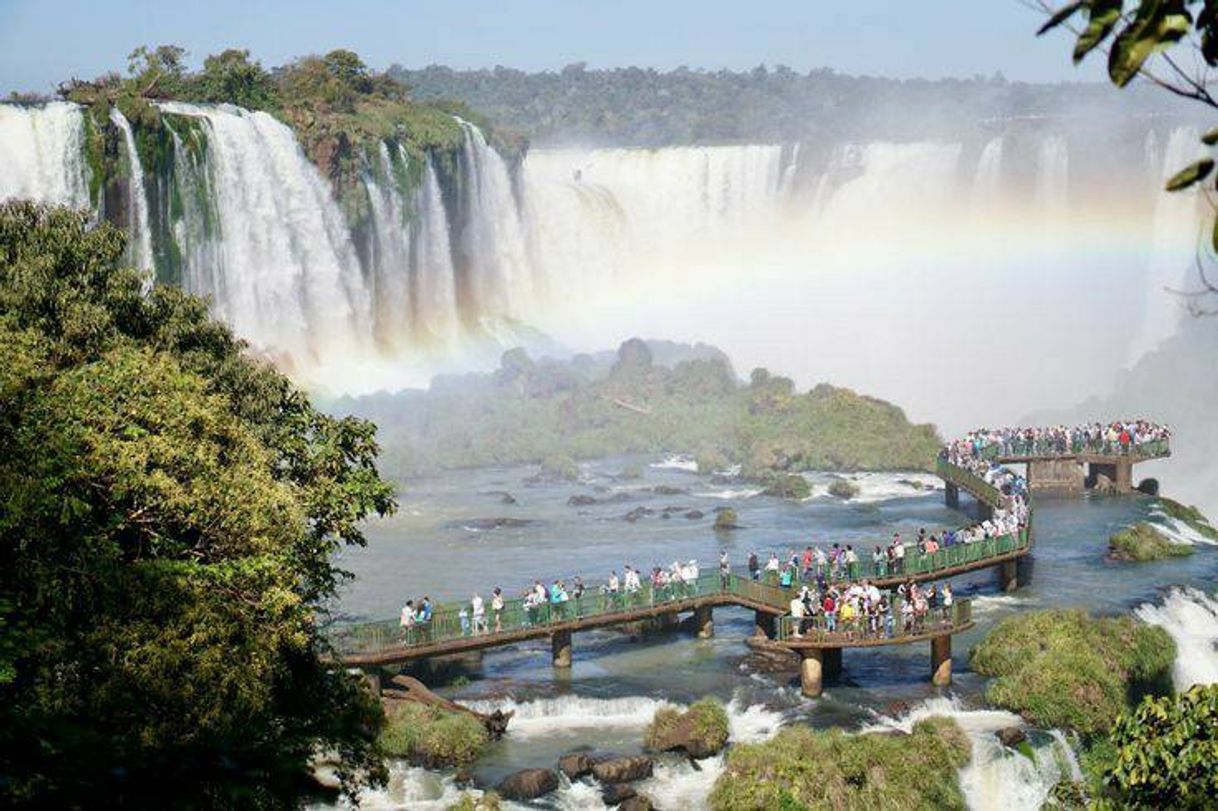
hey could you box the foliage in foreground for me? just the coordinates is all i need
[1108,521,1194,561]
[709,717,971,810]
[970,609,1175,737]
[1105,683,1218,808]
[336,340,942,478]
[379,702,490,768]
[0,203,396,805]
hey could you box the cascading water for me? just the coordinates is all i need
[158,101,373,382]
[1135,586,1218,690]
[0,102,89,207]
[109,108,155,275]
[1128,126,1206,364]
[971,137,1004,210]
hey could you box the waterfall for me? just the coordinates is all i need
[1035,134,1070,220]
[415,155,460,344]
[0,102,89,208]
[1135,587,1218,690]
[971,137,1004,209]
[453,118,532,325]
[1127,126,1206,364]
[158,101,371,381]
[108,108,155,275]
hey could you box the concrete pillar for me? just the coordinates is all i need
[823,647,842,678]
[753,610,774,639]
[552,629,572,669]
[945,482,960,510]
[931,635,952,686]
[800,649,824,698]
[1114,459,1132,493]
[695,605,714,639]
[999,559,1018,592]
[658,611,679,629]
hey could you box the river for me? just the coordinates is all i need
[329,455,1218,809]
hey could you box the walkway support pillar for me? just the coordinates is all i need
[945,482,959,510]
[753,610,774,639]
[1115,459,1133,493]
[999,559,1018,592]
[552,629,572,669]
[823,647,842,678]
[695,605,714,639]
[800,649,824,698]
[931,635,952,686]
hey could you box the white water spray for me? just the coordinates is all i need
[1135,587,1218,690]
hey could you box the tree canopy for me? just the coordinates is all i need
[0,202,396,806]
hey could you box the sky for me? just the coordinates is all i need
[0,0,1104,95]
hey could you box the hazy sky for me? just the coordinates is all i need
[1,0,1103,95]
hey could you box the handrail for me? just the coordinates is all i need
[773,596,973,644]
[983,437,1170,460]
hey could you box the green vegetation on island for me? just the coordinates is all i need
[1108,522,1194,562]
[644,698,731,759]
[709,717,971,810]
[334,339,942,480]
[379,702,490,768]
[970,609,1175,737]
[827,479,861,500]
[0,202,396,805]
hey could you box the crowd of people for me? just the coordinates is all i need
[946,420,1170,461]
[785,579,955,640]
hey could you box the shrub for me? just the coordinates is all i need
[714,508,740,531]
[762,473,812,500]
[710,716,970,810]
[380,703,489,768]
[1105,684,1218,808]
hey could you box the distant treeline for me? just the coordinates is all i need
[391,63,1190,147]
[327,339,942,480]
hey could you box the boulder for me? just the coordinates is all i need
[620,796,654,811]
[996,726,1027,749]
[497,768,559,801]
[1092,473,1115,494]
[591,755,654,784]
[601,783,638,805]
[713,508,740,531]
[453,769,476,788]
[557,752,593,780]
[623,507,655,522]
[685,509,704,520]
[651,484,687,496]
[568,494,599,507]
[644,699,730,759]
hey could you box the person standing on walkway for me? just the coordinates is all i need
[471,592,486,635]
[491,587,504,633]
[720,550,731,590]
[748,551,760,581]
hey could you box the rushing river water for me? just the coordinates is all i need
[330,456,1218,810]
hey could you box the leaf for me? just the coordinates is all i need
[1211,209,1218,253]
[1074,0,1124,63]
[1108,2,1193,87]
[1164,158,1213,191]
[1038,1,1085,35]
[1203,127,1218,146]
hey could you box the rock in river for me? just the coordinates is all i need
[497,768,559,801]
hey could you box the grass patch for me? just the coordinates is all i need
[709,716,971,810]
[970,610,1175,737]
[379,702,490,768]
[1108,522,1193,561]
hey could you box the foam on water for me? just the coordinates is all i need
[348,764,481,810]
[649,455,699,473]
[1135,587,1218,689]
[812,471,942,503]
[866,696,1077,811]
[692,487,764,500]
[1147,508,1218,546]
[460,694,678,737]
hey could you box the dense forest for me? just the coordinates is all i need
[328,338,942,481]
[392,62,1191,146]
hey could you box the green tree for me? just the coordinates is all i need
[1037,0,1218,312]
[0,202,396,806]
[1105,683,1218,807]
[191,49,277,110]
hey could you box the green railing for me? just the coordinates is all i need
[936,458,1007,507]
[774,596,973,644]
[332,571,739,657]
[976,437,1170,460]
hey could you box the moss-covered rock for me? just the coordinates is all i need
[538,454,579,482]
[761,472,812,500]
[644,698,730,758]
[447,792,500,811]
[1108,522,1193,561]
[379,702,490,768]
[970,610,1175,737]
[827,479,860,500]
[714,508,740,531]
[709,717,971,810]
